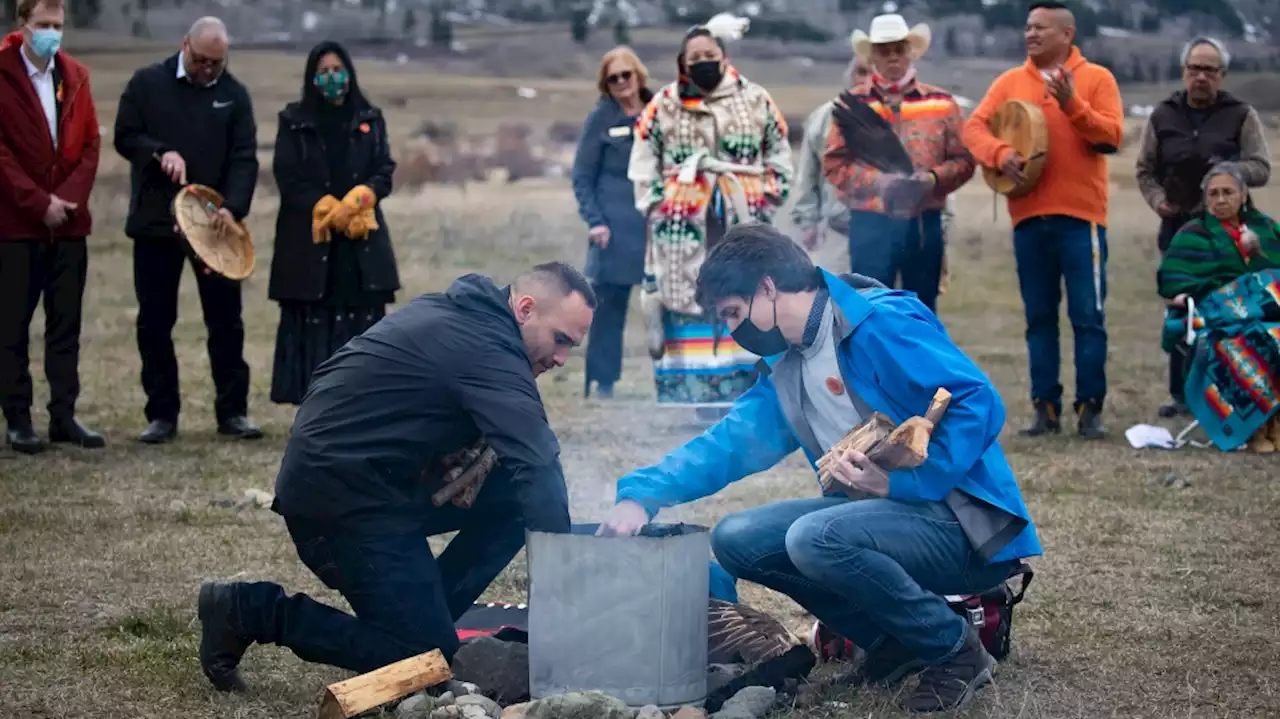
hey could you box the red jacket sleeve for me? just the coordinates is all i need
[0,124,52,222]
[54,78,100,207]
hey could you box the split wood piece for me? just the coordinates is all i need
[419,445,478,491]
[432,446,499,508]
[317,648,452,719]
[817,388,953,496]
[452,451,495,509]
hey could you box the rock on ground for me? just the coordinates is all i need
[455,694,502,718]
[710,687,777,719]
[671,708,708,719]
[450,637,530,705]
[428,706,489,719]
[636,705,665,719]
[398,692,444,719]
[707,664,746,695]
[505,691,638,719]
[499,704,530,719]
[445,680,482,696]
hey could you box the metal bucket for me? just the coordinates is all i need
[526,522,711,709]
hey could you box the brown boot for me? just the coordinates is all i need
[1248,426,1276,453]
[1267,415,1280,444]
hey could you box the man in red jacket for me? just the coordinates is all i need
[0,0,104,454]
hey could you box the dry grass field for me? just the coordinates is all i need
[1,37,1278,719]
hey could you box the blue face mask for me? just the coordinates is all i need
[29,28,62,59]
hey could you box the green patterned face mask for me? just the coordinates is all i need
[314,69,349,101]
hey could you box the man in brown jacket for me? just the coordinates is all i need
[0,0,104,453]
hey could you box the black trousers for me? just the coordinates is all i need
[133,237,249,424]
[0,239,87,424]
[236,468,527,672]
[1157,214,1192,402]
[584,281,633,392]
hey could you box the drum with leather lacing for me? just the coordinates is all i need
[981,99,1049,198]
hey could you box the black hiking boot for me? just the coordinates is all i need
[1018,400,1060,437]
[1076,399,1106,440]
[900,625,996,713]
[198,580,253,692]
[1158,397,1190,418]
[857,635,929,686]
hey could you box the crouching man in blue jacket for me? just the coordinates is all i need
[597,223,1041,714]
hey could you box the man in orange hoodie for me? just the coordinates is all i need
[963,0,1122,440]
[0,0,104,454]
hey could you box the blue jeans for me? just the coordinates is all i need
[848,209,945,312]
[233,469,527,673]
[1012,215,1109,410]
[711,497,1020,664]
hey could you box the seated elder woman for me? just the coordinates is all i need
[1158,162,1280,452]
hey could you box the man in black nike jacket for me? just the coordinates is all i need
[112,16,261,444]
[196,262,596,690]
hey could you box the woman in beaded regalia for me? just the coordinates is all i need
[628,13,793,421]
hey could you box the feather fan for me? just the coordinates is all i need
[707,598,801,665]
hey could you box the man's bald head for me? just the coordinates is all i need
[509,262,596,376]
[182,15,228,86]
[187,16,228,42]
[1026,1,1076,66]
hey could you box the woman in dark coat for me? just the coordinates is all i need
[571,46,653,399]
[268,40,400,405]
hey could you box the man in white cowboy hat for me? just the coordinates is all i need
[822,13,974,315]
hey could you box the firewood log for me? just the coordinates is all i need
[451,448,497,509]
[817,389,953,496]
[317,649,451,719]
[431,446,499,507]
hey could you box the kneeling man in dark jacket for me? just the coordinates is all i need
[197,262,595,691]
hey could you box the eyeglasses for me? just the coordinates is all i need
[187,48,226,69]
[606,70,633,85]
[1184,63,1222,77]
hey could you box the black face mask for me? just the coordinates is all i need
[687,60,723,92]
[731,294,789,357]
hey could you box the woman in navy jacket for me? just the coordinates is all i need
[571,46,653,399]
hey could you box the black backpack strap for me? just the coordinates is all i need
[1007,561,1034,605]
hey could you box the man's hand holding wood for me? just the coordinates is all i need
[817,448,890,497]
